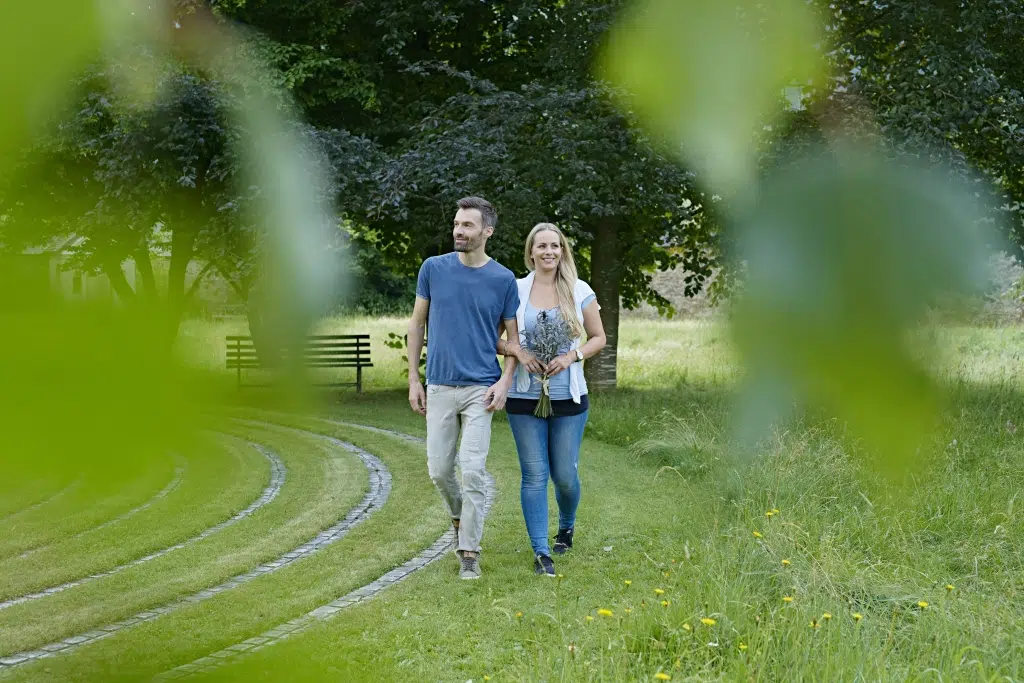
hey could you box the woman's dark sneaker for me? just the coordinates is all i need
[553,528,574,555]
[534,553,556,577]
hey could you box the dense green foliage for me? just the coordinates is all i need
[3,0,1023,386]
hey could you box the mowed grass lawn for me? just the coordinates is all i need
[4,316,1023,681]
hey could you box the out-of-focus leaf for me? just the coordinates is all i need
[0,1,101,166]
[731,143,997,477]
[600,0,826,195]
[0,304,207,480]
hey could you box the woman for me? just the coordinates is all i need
[499,223,606,576]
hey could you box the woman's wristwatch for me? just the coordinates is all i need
[574,348,584,363]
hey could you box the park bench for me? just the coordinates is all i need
[225,334,372,392]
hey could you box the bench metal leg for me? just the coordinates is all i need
[236,339,243,390]
[356,365,363,394]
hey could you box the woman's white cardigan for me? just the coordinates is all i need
[513,270,597,404]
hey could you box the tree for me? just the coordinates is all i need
[769,1,1024,244]
[1,65,239,341]
[369,81,713,388]
[213,0,714,388]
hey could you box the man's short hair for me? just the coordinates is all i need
[457,196,497,229]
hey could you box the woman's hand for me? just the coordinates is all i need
[516,346,545,374]
[545,352,574,377]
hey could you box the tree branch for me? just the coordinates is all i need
[211,259,248,300]
[135,246,158,300]
[102,257,138,304]
[185,260,215,301]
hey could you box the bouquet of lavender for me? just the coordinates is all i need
[523,310,573,417]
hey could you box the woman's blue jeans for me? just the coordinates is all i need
[507,409,589,556]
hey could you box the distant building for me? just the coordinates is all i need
[10,236,134,303]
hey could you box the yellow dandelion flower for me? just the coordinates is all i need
[945,584,954,592]
[484,677,491,682]
[625,608,633,614]
[682,623,692,631]
[852,613,863,621]
[661,600,671,607]
[752,531,763,539]
[663,571,671,578]
[701,617,716,626]
[557,574,565,580]
[783,596,794,603]
[781,559,791,567]
[674,659,681,669]
[822,612,833,621]
[810,619,819,629]
[671,559,677,564]
[765,511,775,518]
[917,601,929,609]
[624,580,633,586]
[585,615,594,622]
[739,643,748,651]
[598,609,614,617]
[515,611,523,618]
[772,508,780,515]
[655,673,672,681]
[654,588,665,596]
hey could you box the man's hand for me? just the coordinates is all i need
[545,353,574,377]
[484,379,510,412]
[409,381,426,415]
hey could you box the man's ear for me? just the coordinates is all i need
[484,226,495,239]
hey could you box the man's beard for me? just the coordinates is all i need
[454,236,481,252]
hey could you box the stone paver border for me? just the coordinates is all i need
[154,420,495,681]
[0,442,284,612]
[18,458,188,560]
[0,427,389,672]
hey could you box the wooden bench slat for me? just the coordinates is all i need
[226,352,370,358]
[225,344,370,351]
[226,348,370,356]
[225,334,370,341]
[227,362,374,368]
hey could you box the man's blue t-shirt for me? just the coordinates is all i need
[416,253,519,386]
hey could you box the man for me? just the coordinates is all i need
[407,196,520,580]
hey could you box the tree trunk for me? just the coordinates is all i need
[135,247,158,301]
[585,216,621,391]
[167,228,195,342]
[102,258,137,305]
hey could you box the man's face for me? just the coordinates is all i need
[453,208,491,252]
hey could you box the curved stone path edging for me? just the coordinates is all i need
[154,420,495,682]
[0,478,82,524]
[0,427,389,672]
[18,459,188,560]
[0,444,284,612]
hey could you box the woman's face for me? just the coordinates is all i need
[531,229,562,274]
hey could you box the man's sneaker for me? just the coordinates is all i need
[534,553,556,577]
[459,554,482,580]
[553,528,574,555]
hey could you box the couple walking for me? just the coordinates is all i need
[407,196,606,580]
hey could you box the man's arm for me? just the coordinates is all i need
[407,296,429,415]
[500,317,520,382]
[497,318,543,374]
[485,318,520,412]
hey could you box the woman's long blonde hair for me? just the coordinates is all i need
[524,223,583,339]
